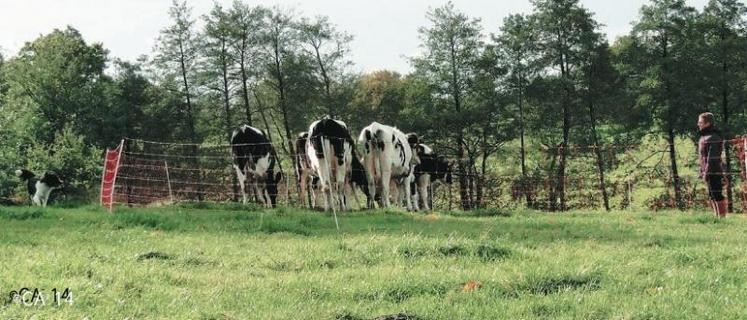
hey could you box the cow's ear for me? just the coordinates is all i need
[407,133,419,146]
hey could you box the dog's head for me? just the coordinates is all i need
[40,171,65,189]
[15,169,35,181]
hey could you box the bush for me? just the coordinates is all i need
[24,126,102,200]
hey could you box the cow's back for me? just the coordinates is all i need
[231,125,274,174]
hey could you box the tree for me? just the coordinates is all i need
[299,16,353,117]
[494,13,537,207]
[262,7,305,194]
[412,2,485,210]
[228,1,265,126]
[631,0,700,210]
[0,51,6,105]
[202,2,237,142]
[579,41,619,211]
[153,0,200,145]
[350,70,408,129]
[530,0,603,211]
[3,27,110,146]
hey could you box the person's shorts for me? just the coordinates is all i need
[707,174,725,201]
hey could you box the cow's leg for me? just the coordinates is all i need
[381,169,392,208]
[335,163,348,211]
[419,175,430,211]
[252,179,265,207]
[234,166,248,204]
[299,170,310,208]
[404,176,415,211]
[363,152,377,209]
[350,183,362,210]
[262,187,272,208]
[318,165,332,211]
[389,179,400,207]
[310,180,318,209]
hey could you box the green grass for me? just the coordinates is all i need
[0,204,746,319]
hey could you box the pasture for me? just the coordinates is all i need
[1,204,745,319]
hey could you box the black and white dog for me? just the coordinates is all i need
[15,169,65,207]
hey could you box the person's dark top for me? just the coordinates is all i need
[698,126,724,179]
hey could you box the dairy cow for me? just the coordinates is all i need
[305,117,357,211]
[411,144,453,210]
[231,125,282,208]
[358,122,420,211]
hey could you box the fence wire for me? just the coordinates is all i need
[112,137,747,212]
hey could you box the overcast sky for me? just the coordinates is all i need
[0,0,710,73]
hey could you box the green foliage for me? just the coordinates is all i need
[24,126,102,197]
[3,27,110,145]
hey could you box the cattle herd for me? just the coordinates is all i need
[230,117,453,212]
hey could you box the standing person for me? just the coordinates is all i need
[698,112,727,218]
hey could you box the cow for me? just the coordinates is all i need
[295,132,318,208]
[358,122,420,211]
[302,126,326,210]
[230,125,283,208]
[305,117,358,211]
[15,169,65,207]
[411,144,453,211]
[348,153,371,209]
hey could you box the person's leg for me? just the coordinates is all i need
[708,175,726,218]
[716,199,728,218]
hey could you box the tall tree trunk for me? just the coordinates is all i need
[666,125,682,209]
[720,28,734,212]
[588,101,610,211]
[220,41,238,201]
[477,145,489,209]
[546,148,558,210]
[239,39,253,126]
[272,37,298,203]
[313,44,334,117]
[252,89,274,143]
[517,74,532,207]
[449,36,470,210]
[555,50,570,212]
[662,32,683,210]
[178,40,201,201]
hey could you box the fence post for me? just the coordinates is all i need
[164,160,174,203]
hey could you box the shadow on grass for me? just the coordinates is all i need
[500,272,603,298]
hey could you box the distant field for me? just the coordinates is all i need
[0,204,745,319]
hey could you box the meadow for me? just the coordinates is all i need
[0,204,745,319]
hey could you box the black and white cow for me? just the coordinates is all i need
[15,169,65,207]
[296,132,326,209]
[412,144,453,211]
[358,122,420,211]
[305,117,358,211]
[231,125,282,208]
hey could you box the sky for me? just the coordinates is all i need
[0,0,710,73]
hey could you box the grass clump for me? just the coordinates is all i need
[0,209,45,220]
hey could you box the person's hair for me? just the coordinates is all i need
[699,112,715,125]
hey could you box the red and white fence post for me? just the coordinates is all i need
[100,139,124,213]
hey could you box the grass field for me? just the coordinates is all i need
[1,204,746,319]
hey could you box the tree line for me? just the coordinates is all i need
[0,0,745,211]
